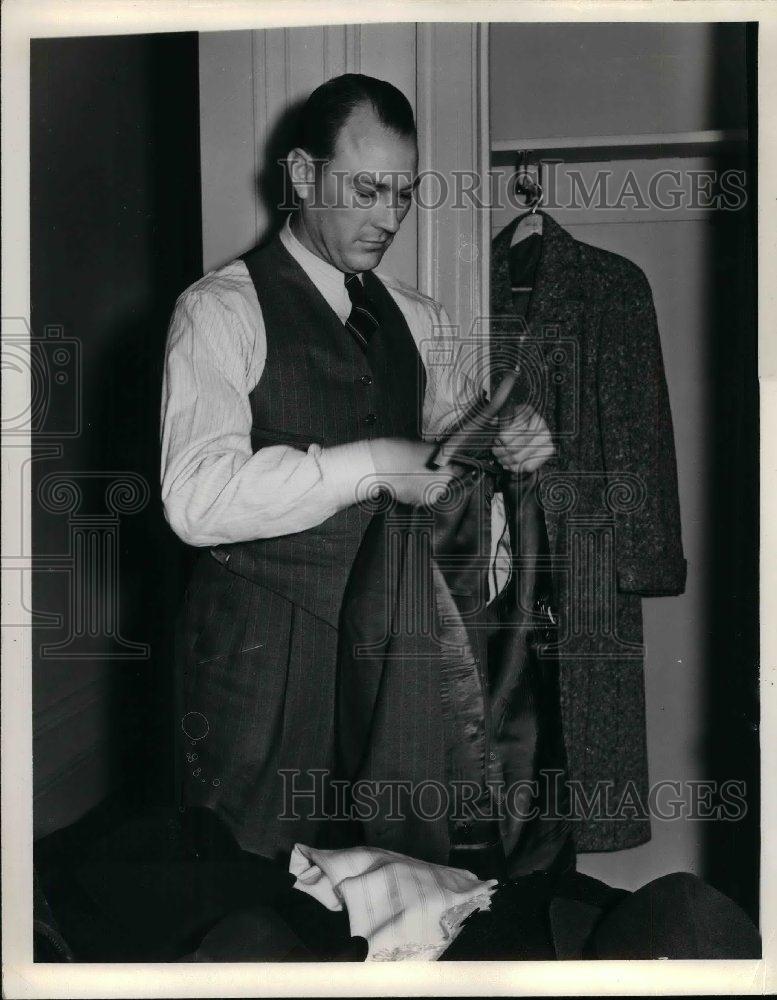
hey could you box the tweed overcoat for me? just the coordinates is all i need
[491,211,687,851]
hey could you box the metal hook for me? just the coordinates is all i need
[515,151,543,213]
[530,177,543,214]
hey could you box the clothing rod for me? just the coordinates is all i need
[492,129,748,155]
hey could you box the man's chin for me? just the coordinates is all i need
[347,245,388,272]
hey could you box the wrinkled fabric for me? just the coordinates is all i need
[289,843,497,961]
[336,432,570,874]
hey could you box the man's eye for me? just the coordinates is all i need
[354,186,376,203]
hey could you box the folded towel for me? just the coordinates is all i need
[289,843,497,961]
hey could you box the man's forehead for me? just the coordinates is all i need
[332,104,418,174]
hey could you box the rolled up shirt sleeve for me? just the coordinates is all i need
[160,284,376,547]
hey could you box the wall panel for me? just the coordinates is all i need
[200,25,418,284]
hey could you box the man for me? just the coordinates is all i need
[161,74,551,864]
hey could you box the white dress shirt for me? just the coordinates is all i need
[160,216,492,548]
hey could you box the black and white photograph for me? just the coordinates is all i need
[2,1,774,996]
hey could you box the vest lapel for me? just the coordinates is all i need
[258,237,348,330]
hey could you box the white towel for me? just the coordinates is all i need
[289,843,498,961]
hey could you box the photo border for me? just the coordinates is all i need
[2,1,774,995]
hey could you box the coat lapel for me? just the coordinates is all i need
[491,211,586,558]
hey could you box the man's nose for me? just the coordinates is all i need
[375,198,401,234]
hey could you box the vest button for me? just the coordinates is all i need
[365,413,377,425]
[360,374,373,386]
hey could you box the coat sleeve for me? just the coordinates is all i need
[596,266,687,596]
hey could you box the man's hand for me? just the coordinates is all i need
[366,437,456,507]
[492,403,555,475]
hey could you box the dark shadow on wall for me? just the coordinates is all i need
[256,96,307,242]
[698,21,759,924]
[30,32,202,838]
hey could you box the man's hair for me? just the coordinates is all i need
[296,73,416,161]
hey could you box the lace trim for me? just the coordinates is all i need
[369,889,495,962]
[371,942,448,962]
[441,890,494,938]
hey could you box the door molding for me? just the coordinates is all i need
[416,22,490,383]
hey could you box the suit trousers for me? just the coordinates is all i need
[177,552,339,863]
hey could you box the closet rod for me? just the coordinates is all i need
[492,128,748,155]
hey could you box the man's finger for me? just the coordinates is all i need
[498,405,535,434]
[494,429,554,459]
[519,446,556,473]
[502,401,545,424]
[493,436,555,472]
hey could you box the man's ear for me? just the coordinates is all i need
[286,147,317,202]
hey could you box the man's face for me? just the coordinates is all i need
[296,103,418,273]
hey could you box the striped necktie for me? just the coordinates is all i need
[344,272,379,350]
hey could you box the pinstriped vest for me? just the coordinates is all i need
[209,236,425,626]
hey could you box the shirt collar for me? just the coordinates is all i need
[279,214,360,324]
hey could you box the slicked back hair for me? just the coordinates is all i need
[295,73,416,162]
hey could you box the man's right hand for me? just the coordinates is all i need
[365,437,456,507]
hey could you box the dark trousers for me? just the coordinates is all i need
[177,552,340,863]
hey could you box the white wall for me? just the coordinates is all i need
[490,22,747,144]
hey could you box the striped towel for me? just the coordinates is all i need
[289,843,498,961]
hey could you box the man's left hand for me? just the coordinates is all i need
[492,403,555,475]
